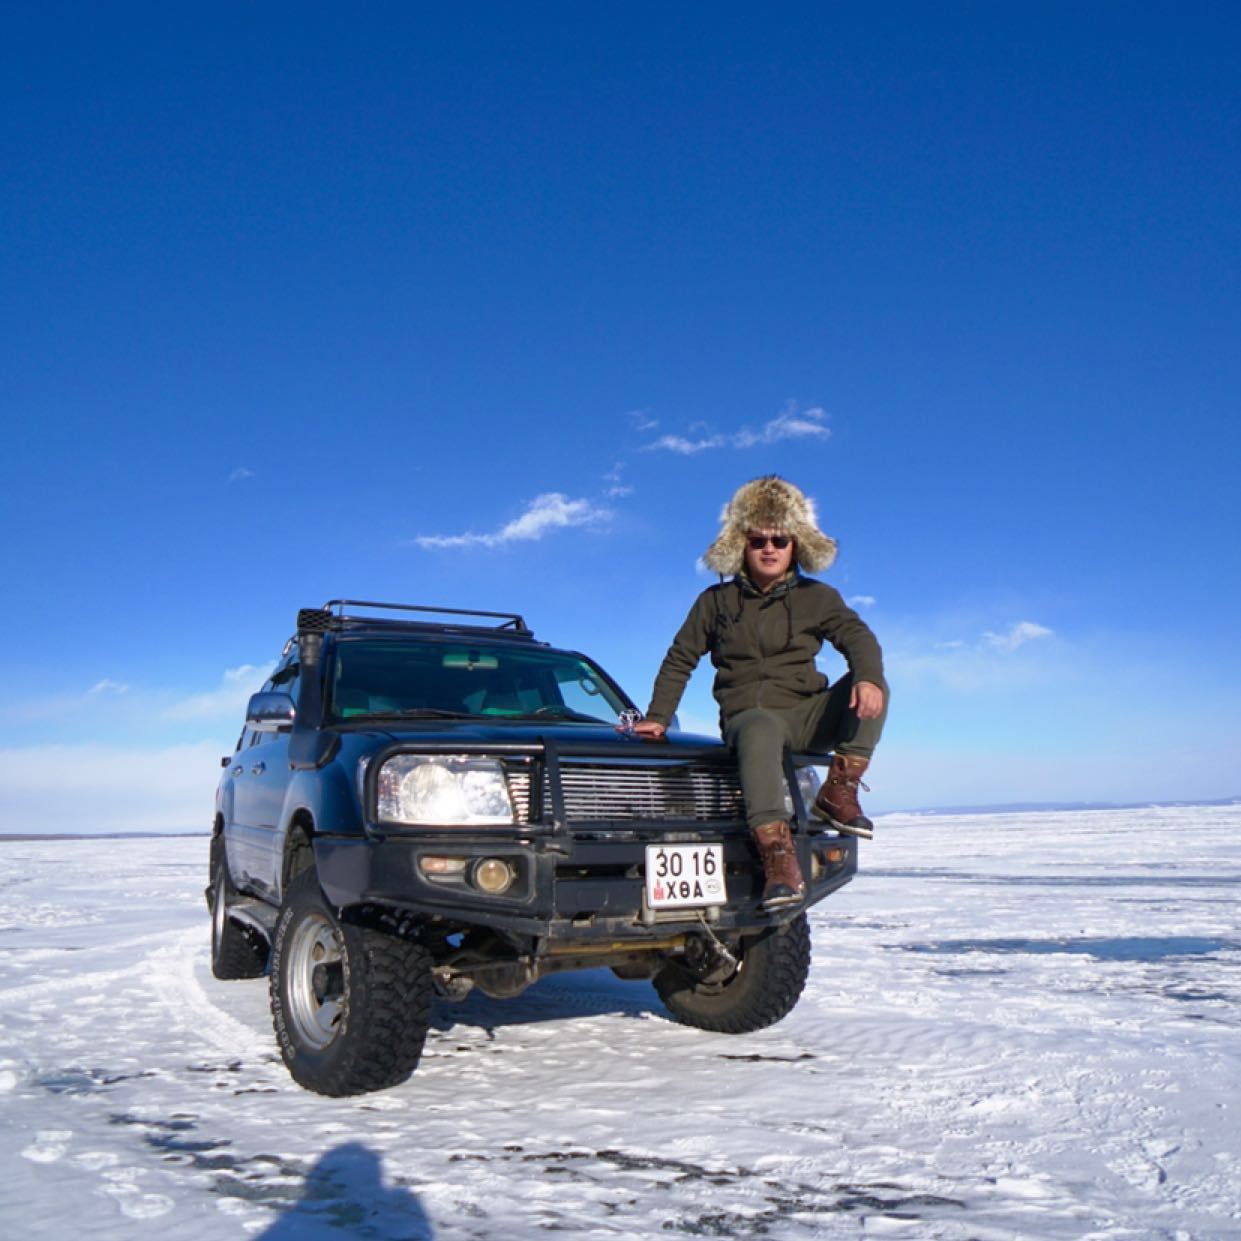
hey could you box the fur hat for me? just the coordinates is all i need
[703,475,837,576]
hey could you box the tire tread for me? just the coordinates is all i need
[653,914,811,1034]
[211,861,268,980]
[270,873,433,1096]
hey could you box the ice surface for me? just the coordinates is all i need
[1,804,1239,1238]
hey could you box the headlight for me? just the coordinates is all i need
[784,765,824,817]
[376,755,515,825]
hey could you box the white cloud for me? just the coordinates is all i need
[734,404,831,448]
[645,434,726,455]
[848,595,877,609]
[982,621,1055,653]
[628,409,659,432]
[885,620,1058,696]
[88,679,129,696]
[415,493,613,550]
[228,467,255,483]
[643,402,831,455]
[887,646,1051,696]
[602,463,634,498]
[161,663,275,721]
[0,741,223,833]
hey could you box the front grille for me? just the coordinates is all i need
[505,766,534,819]
[504,760,746,825]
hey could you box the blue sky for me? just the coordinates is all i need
[2,4,1238,831]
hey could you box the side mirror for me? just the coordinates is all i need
[246,691,297,732]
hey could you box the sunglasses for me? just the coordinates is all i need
[747,534,792,550]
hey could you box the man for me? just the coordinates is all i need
[630,475,888,911]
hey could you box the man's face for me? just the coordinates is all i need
[744,528,794,587]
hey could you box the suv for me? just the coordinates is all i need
[207,600,858,1096]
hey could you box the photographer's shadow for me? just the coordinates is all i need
[258,1142,433,1240]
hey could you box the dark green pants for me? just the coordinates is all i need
[722,674,889,831]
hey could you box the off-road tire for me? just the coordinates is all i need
[269,870,433,1096]
[653,914,811,1034]
[210,851,267,981]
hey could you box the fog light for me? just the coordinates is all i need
[472,857,515,894]
[420,856,467,876]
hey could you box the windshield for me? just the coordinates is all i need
[327,639,632,724]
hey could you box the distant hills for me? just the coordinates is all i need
[2,795,1239,839]
[886,795,1241,818]
[0,830,210,841]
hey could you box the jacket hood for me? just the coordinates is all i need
[703,475,837,576]
[735,568,801,598]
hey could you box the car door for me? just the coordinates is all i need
[230,664,297,897]
[220,727,254,884]
[238,728,290,897]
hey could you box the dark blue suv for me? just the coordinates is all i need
[208,600,857,1095]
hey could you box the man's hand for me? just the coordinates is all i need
[626,718,667,740]
[850,681,885,720]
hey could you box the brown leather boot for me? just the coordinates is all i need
[751,821,806,911]
[813,754,874,838]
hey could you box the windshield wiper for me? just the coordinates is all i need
[338,708,478,721]
[504,708,607,724]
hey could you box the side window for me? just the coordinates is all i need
[271,663,300,732]
[272,663,300,696]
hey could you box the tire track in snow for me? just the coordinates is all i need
[144,926,271,1061]
[0,929,196,1003]
[0,961,151,1005]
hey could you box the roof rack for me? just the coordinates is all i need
[320,599,531,634]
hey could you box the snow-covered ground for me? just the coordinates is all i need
[1,805,1239,1240]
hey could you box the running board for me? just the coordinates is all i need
[228,898,278,944]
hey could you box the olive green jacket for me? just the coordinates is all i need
[645,572,885,727]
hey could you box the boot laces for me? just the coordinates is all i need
[830,773,870,793]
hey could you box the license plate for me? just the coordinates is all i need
[645,843,727,910]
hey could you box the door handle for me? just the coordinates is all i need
[250,761,266,775]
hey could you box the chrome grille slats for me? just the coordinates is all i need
[505,767,532,821]
[502,759,744,824]
[559,763,744,821]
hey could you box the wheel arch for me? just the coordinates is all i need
[282,810,318,898]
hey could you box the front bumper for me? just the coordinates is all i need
[314,825,856,942]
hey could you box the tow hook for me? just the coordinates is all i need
[694,914,739,984]
[432,968,474,1001]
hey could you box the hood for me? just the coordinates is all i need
[350,720,727,753]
